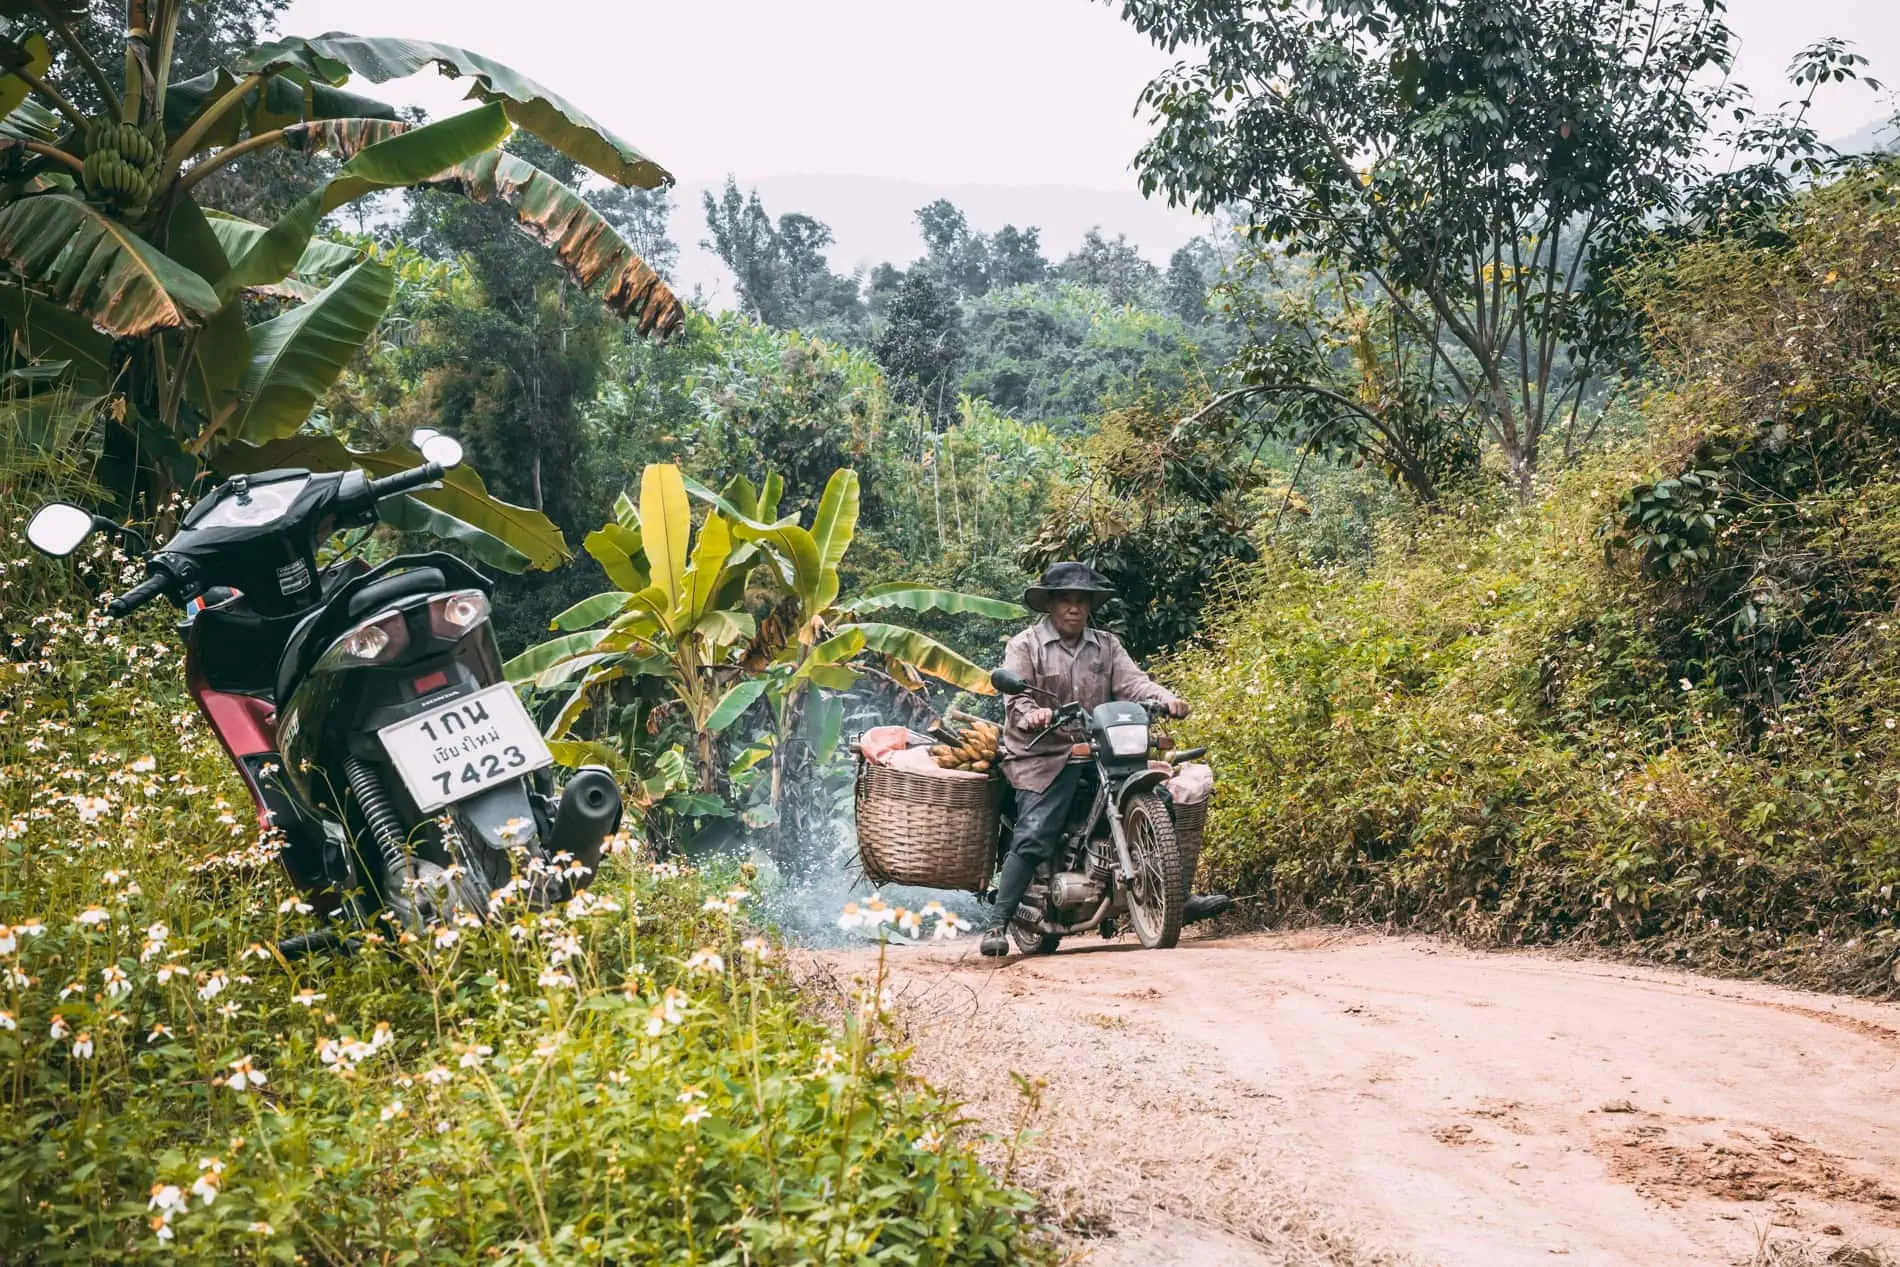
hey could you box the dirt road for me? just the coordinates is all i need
[830,929,1900,1266]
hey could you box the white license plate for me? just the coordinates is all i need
[377,682,553,813]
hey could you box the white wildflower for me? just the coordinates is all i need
[226,1054,267,1093]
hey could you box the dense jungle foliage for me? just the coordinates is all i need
[1175,167,1900,993]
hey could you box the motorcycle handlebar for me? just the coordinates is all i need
[105,571,171,618]
[364,462,446,503]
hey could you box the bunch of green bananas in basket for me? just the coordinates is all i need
[80,117,165,217]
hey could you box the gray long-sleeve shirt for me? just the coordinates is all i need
[998,617,1178,793]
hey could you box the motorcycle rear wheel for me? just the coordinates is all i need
[1123,790,1184,949]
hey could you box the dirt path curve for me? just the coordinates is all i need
[823,929,1900,1267]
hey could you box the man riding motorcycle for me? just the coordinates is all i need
[981,561,1232,958]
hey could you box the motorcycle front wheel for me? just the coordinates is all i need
[1123,790,1184,949]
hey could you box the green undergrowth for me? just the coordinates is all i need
[0,462,1041,1264]
[1173,167,1900,995]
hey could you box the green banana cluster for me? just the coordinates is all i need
[79,117,164,216]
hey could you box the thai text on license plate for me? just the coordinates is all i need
[377,682,553,813]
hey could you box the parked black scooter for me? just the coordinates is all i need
[26,434,622,953]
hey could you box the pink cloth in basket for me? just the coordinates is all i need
[1167,762,1214,804]
[859,725,912,765]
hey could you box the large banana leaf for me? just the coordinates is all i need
[550,591,635,632]
[847,582,1027,620]
[582,522,646,593]
[683,512,734,629]
[806,694,846,764]
[219,105,509,300]
[161,199,249,422]
[810,468,860,614]
[547,663,627,739]
[845,621,997,694]
[166,67,397,151]
[203,210,363,300]
[225,258,393,443]
[243,34,671,188]
[211,434,570,571]
[693,609,756,646]
[705,679,767,734]
[420,149,683,336]
[277,116,411,161]
[0,97,58,142]
[640,463,692,613]
[0,283,112,385]
[0,195,219,336]
[374,488,531,573]
[681,474,822,607]
[504,630,608,685]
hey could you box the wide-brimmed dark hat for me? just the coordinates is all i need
[1023,561,1116,613]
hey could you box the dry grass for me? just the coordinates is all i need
[1746,1231,1898,1267]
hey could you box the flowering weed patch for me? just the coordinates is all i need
[0,478,1040,1263]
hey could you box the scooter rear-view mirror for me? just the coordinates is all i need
[990,667,1028,695]
[412,428,463,470]
[25,501,99,558]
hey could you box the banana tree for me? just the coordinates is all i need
[0,5,683,570]
[505,462,759,799]
[508,462,1025,837]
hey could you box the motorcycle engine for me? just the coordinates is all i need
[1049,871,1103,920]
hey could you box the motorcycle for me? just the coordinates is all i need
[25,434,623,954]
[989,667,1207,953]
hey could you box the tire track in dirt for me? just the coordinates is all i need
[819,930,1900,1266]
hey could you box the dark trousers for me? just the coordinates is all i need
[991,763,1087,927]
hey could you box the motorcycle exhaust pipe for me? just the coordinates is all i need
[544,766,623,883]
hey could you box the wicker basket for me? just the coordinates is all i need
[1171,796,1210,892]
[855,758,1000,892]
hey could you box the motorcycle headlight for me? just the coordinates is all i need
[428,588,490,639]
[314,610,408,672]
[1102,722,1150,758]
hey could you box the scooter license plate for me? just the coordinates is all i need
[377,683,554,813]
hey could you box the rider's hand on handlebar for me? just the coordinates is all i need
[1165,699,1191,719]
[1023,706,1055,730]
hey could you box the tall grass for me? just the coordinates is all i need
[0,463,1040,1264]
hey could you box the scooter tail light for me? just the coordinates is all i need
[314,611,409,673]
[428,588,490,638]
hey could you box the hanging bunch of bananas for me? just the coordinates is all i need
[929,709,1001,774]
[79,117,164,217]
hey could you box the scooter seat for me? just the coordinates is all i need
[274,567,446,703]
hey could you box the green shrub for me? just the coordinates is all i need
[1171,167,1900,991]
[0,472,1041,1264]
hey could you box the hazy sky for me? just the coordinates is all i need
[279,0,1898,190]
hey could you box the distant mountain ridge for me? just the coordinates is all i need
[662,117,1899,309]
[666,172,1213,308]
